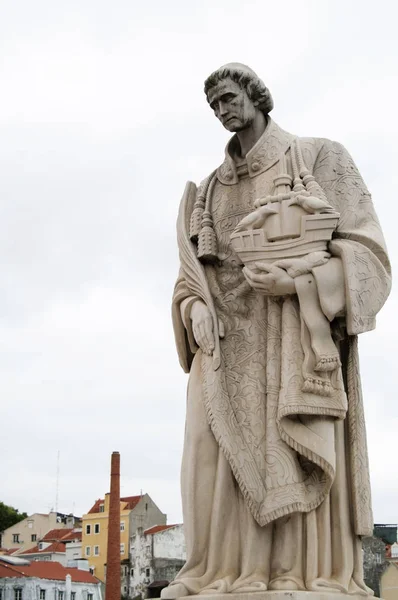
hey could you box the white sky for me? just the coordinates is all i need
[0,0,397,527]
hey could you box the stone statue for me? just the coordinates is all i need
[163,63,391,599]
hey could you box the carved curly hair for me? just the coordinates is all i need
[204,63,274,114]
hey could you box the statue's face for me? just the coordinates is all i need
[208,78,258,132]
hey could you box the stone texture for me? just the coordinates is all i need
[178,593,374,600]
[164,63,391,599]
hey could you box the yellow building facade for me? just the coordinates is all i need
[381,562,398,600]
[82,493,166,583]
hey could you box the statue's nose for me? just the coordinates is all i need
[219,102,228,116]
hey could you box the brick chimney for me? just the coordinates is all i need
[105,451,121,600]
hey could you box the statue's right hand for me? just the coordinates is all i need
[190,300,215,356]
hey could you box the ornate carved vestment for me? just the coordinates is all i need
[173,118,391,535]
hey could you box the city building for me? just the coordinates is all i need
[130,524,186,599]
[390,542,398,560]
[17,529,83,567]
[0,555,102,599]
[82,493,166,583]
[1,512,81,554]
[381,561,398,600]
[363,524,398,596]
[64,531,83,566]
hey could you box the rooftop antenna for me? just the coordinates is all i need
[55,450,60,513]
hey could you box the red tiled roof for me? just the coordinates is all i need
[144,524,178,536]
[42,529,73,542]
[19,542,66,555]
[0,548,19,556]
[0,563,22,578]
[87,499,103,514]
[20,545,39,554]
[88,495,141,514]
[59,530,82,542]
[121,496,141,510]
[0,560,99,583]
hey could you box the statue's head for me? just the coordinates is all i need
[204,63,273,133]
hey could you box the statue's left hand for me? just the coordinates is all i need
[243,263,296,296]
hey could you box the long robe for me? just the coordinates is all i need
[170,119,391,596]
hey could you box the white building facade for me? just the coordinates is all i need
[0,574,102,600]
[129,525,186,599]
[0,556,101,600]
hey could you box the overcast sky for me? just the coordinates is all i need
[0,0,397,527]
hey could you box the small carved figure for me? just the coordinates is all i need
[165,63,391,599]
[289,194,336,214]
[233,205,278,232]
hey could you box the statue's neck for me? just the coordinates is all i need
[236,112,267,158]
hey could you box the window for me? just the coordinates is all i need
[0,589,3,600]
[120,543,125,554]
[99,504,104,513]
[14,590,23,600]
[27,520,33,529]
[88,594,93,600]
[146,567,150,578]
[120,521,125,532]
[31,534,37,542]
[131,568,134,577]
[85,546,91,557]
[12,534,20,543]
[94,545,99,556]
[94,523,100,534]
[40,591,46,599]
[58,592,64,600]
[71,594,76,600]
[86,524,91,535]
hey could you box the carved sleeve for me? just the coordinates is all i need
[172,269,199,373]
[313,140,391,335]
[172,179,221,372]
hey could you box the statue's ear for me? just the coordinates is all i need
[253,100,259,107]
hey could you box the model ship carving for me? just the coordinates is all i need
[230,138,340,267]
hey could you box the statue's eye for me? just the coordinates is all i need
[222,93,234,102]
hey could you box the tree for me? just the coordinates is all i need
[0,502,27,533]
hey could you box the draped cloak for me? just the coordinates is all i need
[172,119,391,539]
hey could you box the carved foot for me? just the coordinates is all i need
[161,583,190,599]
[268,578,301,591]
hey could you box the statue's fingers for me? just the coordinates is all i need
[244,266,267,283]
[242,267,254,284]
[272,259,293,270]
[249,270,276,285]
[192,325,201,349]
[254,262,272,273]
[264,264,288,278]
[200,322,214,355]
[203,321,215,353]
[197,323,207,354]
